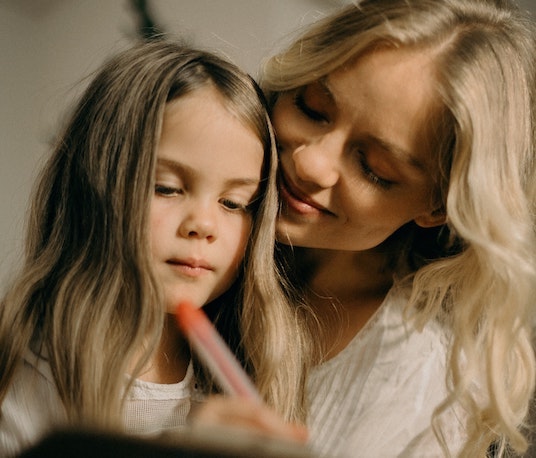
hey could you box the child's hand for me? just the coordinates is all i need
[190,395,309,444]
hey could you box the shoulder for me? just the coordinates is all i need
[0,350,65,456]
[380,283,450,360]
[306,283,463,457]
[310,282,449,383]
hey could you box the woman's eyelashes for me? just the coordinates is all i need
[292,87,396,190]
[292,98,393,190]
[293,91,329,123]
[356,153,394,189]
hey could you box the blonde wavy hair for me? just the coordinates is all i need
[0,40,310,430]
[262,0,536,455]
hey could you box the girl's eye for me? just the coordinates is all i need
[155,184,183,196]
[294,92,328,123]
[357,155,393,190]
[220,198,249,212]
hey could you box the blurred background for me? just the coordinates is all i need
[1,0,535,290]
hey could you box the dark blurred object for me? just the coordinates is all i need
[18,426,315,458]
[130,0,163,40]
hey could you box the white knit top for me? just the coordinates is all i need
[306,284,467,458]
[0,351,196,457]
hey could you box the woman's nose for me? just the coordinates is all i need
[178,204,217,241]
[292,137,341,189]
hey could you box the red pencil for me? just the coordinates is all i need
[175,300,261,402]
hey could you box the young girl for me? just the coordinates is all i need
[0,40,309,456]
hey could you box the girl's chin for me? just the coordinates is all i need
[164,294,206,314]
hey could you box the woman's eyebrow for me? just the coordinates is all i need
[367,135,427,171]
[317,77,336,104]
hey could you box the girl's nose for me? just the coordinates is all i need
[292,137,341,189]
[178,204,217,241]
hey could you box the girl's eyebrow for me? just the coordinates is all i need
[156,158,261,187]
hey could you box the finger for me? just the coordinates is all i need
[190,396,308,443]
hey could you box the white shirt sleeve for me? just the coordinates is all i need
[0,353,197,456]
[0,354,67,457]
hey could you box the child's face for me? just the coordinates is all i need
[150,85,264,313]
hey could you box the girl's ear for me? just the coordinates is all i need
[414,208,446,228]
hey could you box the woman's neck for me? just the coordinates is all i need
[306,249,392,297]
[298,248,394,360]
[136,314,191,384]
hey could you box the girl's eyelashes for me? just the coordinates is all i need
[293,91,328,123]
[155,184,183,196]
[155,184,254,213]
[220,198,247,212]
[220,196,258,213]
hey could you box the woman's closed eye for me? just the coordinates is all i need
[294,91,329,123]
[356,153,394,190]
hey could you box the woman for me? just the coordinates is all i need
[258,0,536,456]
[188,1,536,457]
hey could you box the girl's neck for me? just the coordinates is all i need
[298,248,394,360]
[136,314,191,384]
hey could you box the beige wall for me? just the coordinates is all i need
[1,0,535,289]
[0,0,349,289]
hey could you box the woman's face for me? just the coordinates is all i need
[272,46,446,251]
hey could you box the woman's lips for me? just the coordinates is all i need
[279,174,333,216]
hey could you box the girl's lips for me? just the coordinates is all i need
[279,174,334,216]
[166,258,213,278]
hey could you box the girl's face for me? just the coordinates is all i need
[272,46,446,251]
[150,85,264,312]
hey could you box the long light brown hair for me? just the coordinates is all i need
[0,40,310,430]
